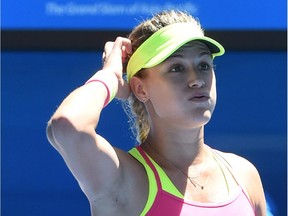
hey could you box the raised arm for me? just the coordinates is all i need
[46,37,132,200]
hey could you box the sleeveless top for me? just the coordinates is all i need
[129,146,255,216]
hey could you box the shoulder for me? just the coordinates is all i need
[214,150,266,216]
[215,150,258,178]
[92,147,148,215]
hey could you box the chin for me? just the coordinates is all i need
[203,110,213,119]
[190,110,213,127]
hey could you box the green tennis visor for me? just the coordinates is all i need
[126,22,225,82]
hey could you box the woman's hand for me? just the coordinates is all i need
[102,37,132,100]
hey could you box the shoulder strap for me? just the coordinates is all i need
[129,146,161,216]
[210,148,253,204]
[131,146,184,198]
[136,146,162,188]
[210,148,241,186]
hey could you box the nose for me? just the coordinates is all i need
[187,73,205,88]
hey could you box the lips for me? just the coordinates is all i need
[189,93,210,102]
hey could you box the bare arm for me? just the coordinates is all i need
[46,37,132,201]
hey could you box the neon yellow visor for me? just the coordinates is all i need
[126,22,225,82]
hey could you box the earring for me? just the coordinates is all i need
[141,97,147,103]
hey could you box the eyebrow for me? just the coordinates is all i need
[199,51,212,57]
[168,53,184,58]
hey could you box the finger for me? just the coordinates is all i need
[104,41,114,53]
[112,37,132,56]
[103,37,132,76]
[114,37,132,64]
[102,41,115,64]
[121,46,131,63]
[102,52,106,65]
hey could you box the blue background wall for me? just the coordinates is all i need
[2,50,286,215]
[2,0,286,30]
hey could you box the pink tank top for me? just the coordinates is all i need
[129,146,255,216]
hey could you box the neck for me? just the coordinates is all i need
[143,126,206,168]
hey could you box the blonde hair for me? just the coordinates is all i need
[123,10,203,144]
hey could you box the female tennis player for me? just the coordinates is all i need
[47,10,266,215]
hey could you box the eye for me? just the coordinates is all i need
[198,62,212,71]
[169,65,185,73]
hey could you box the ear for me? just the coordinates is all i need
[129,77,149,102]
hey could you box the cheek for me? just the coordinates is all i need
[150,87,176,105]
[209,73,217,101]
[211,83,217,102]
[208,78,217,116]
[148,86,181,116]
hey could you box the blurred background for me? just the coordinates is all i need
[2,0,287,215]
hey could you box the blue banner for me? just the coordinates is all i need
[2,0,286,30]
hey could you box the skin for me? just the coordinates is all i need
[47,37,266,215]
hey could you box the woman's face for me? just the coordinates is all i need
[141,41,217,129]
